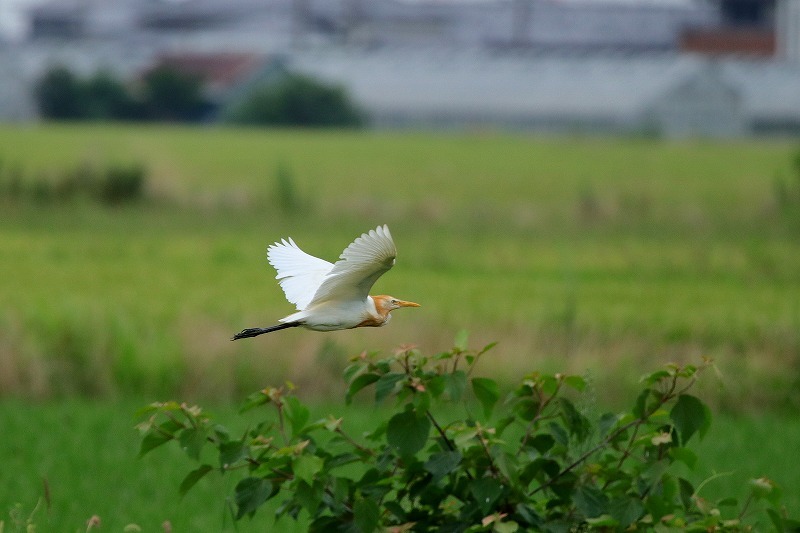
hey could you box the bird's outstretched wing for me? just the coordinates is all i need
[267,238,334,311]
[309,225,397,306]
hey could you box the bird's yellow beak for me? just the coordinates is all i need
[397,300,420,308]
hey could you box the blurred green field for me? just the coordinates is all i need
[0,124,799,410]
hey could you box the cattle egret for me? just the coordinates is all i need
[232,224,419,340]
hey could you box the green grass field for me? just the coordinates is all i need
[1,124,798,409]
[0,400,798,530]
[1,124,799,527]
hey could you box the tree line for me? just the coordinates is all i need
[34,65,365,127]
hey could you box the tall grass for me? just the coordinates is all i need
[0,124,798,409]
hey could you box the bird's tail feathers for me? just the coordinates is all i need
[231,322,300,340]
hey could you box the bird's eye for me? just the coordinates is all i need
[391,299,398,304]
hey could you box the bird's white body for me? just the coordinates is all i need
[280,296,382,331]
[232,224,418,339]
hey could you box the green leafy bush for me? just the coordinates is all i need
[138,337,797,531]
[226,73,365,127]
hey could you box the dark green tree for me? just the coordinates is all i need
[34,66,89,119]
[84,70,144,120]
[141,66,210,122]
[228,73,365,127]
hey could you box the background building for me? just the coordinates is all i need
[1,0,799,136]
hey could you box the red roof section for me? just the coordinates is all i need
[149,52,265,91]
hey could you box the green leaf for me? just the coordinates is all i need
[326,452,360,470]
[670,394,711,445]
[609,496,644,528]
[585,515,618,527]
[343,361,368,384]
[768,508,785,533]
[548,422,569,446]
[472,377,500,418]
[494,450,519,485]
[134,401,171,418]
[528,434,555,454]
[179,464,213,497]
[353,497,380,533]
[239,390,270,413]
[219,439,246,468]
[138,417,186,457]
[521,458,560,486]
[213,423,231,443]
[138,430,173,458]
[295,479,322,515]
[178,427,207,461]
[633,388,651,418]
[513,397,540,421]
[494,521,519,533]
[477,341,498,356]
[564,375,586,392]
[386,408,430,457]
[384,501,407,522]
[293,454,324,484]
[496,415,515,437]
[558,397,590,442]
[717,496,738,507]
[678,477,695,509]
[539,375,559,396]
[469,477,503,514]
[234,477,273,519]
[573,486,609,518]
[320,476,350,516]
[514,504,542,526]
[641,369,671,386]
[427,374,446,398]
[598,412,619,437]
[412,390,431,413]
[346,373,380,404]
[424,450,462,482]
[283,396,310,437]
[374,372,405,403]
[454,329,469,351]
[443,370,467,401]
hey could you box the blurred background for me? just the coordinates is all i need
[1,0,799,529]
[1,0,800,133]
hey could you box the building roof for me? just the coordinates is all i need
[148,52,265,97]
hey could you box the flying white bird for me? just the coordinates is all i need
[232,224,419,340]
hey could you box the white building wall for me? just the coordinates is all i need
[777,0,800,62]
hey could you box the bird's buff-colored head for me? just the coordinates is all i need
[373,295,421,313]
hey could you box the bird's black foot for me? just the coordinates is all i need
[231,322,301,340]
[231,327,266,340]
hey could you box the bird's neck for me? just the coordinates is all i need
[368,295,392,320]
[353,296,390,328]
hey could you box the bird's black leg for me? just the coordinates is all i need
[231,322,300,340]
